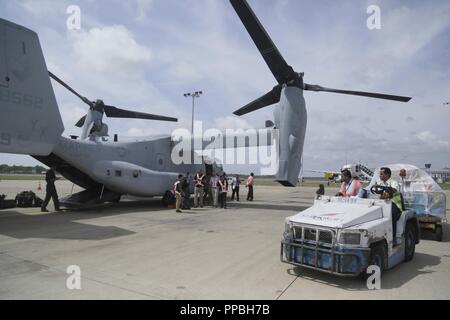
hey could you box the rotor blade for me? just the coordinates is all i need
[103,105,178,122]
[230,0,295,84]
[75,115,87,128]
[48,71,93,107]
[304,83,411,102]
[233,85,281,116]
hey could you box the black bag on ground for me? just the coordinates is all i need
[15,191,43,208]
[0,194,16,209]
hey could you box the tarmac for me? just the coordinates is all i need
[0,179,449,299]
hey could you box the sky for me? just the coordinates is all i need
[1,0,450,175]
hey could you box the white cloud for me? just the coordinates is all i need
[213,116,253,131]
[17,0,63,15]
[71,25,152,74]
[416,131,435,142]
[127,126,159,137]
[380,5,450,60]
[168,61,202,82]
[413,131,450,152]
[59,104,86,133]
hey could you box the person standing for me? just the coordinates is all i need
[203,173,212,206]
[181,173,191,210]
[174,174,184,213]
[194,169,205,208]
[41,167,61,212]
[246,172,254,201]
[219,173,229,209]
[231,175,241,201]
[210,172,220,208]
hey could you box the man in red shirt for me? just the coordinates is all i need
[246,172,254,201]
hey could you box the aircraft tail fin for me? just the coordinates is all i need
[0,18,64,156]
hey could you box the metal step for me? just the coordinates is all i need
[60,186,121,209]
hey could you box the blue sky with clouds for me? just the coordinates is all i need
[1,0,450,173]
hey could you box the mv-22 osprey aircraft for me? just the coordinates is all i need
[0,0,411,208]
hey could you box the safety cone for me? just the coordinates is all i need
[38,182,42,191]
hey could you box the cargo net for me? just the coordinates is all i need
[370,164,446,218]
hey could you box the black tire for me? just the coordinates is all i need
[362,242,386,279]
[369,243,386,271]
[404,222,416,262]
[435,225,443,242]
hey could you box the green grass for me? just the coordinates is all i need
[0,175,45,181]
[0,175,66,181]
[438,183,450,190]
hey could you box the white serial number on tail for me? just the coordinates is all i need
[0,18,63,156]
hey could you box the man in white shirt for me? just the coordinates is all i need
[364,167,403,246]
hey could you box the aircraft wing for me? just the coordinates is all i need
[171,128,277,150]
[308,169,340,174]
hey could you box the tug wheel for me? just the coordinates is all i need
[404,222,416,262]
[362,242,386,280]
[435,225,443,242]
[369,243,386,272]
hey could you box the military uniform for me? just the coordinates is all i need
[41,169,60,212]
[181,176,191,210]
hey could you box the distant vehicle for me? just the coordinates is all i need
[281,164,430,277]
[308,163,374,183]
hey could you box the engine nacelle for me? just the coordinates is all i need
[274,86,307,187]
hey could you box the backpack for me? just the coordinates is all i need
[0,194,16,209]
[15,191,43,208]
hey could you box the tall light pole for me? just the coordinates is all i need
[184,91,203,135]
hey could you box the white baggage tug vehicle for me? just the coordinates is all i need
[280,164,436,277]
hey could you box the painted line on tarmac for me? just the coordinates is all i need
[275,273,299,300]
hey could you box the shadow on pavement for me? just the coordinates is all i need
[0,209,136,240]
[287,252,441,291]
[0,198,176,240]
[227,202,309,212]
